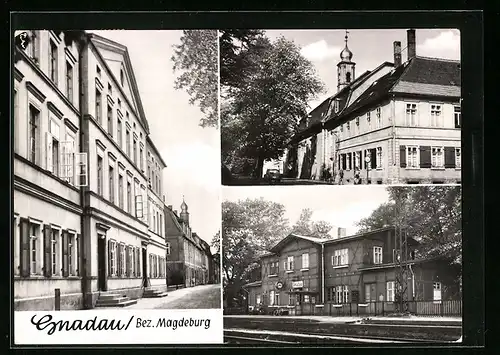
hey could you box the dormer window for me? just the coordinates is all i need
[108,83,113,95]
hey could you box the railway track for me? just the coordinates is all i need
[224,329,451,344]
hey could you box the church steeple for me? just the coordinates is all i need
[337,30,356,92]
[180,195,189,226]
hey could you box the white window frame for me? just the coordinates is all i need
[433,282,442,302]
[430,104,443,127]
[376,147,382,169]
[128,246,133,277]
[405,103,417,126]
[454,106,461,128]
[95,89,102,124]
[60,132,75,184]
[387,281,395,302]
[354,151,360,170]
[286,256,294,271]
[406,146,420,169]
[110,240,116,276]
[269,290,275,305]
[332,248,349,267]
[65,60,73,103]
[29,221,42,276]
[47,117,60,175]
[28,103,41,165]
[120,243,126,276]
[373,246,383,264]
[431,146,444,169]
[302,253,309,269]
[51,228,60,276]
[455,148,461,169]
[49,39,58,85]
[256,294,262,305]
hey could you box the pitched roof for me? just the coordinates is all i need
[397,56,460,86]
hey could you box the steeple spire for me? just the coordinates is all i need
[337,29,356,92]
[345,30,349,45]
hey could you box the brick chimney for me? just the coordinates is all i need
[338,227,346,238]
[407,29,416,60]
[393,41,402,67]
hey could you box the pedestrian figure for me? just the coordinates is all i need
[354,170,361,185]
[339,169,344,185]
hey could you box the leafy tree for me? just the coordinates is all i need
[222,198,289,307]
[221,35,325,177]
[219,29,265,88]
[290,208,332,238]
[171,30,218,128]
[356,186,462,272]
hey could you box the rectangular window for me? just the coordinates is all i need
[286,256,294,271]
[127,181,132,213]
[109,165,115,204]
[108,83,113,95]
[302,253,309,269]
[431,147,444,168]
[166,242,171,255]
[133,139,137,165]
[376,147,382,169]
[346,152,351,171]
[128,247,133,277]
[275,292,280,305]
[96,65,101,78]
[406,146,419,168]
[455,148,461,168]
[49,40,58,84]
[454,106,461,128]
[257,294,262,305]
[366,111,371,123]
[118,174,124,209]
[97,155,103,195]
[61,133,75,184]
[405,103,417,126]
[270,261,279,275]
[430,104,442,127]
[333,248,348,266]
[373,246,383,264]
[117,119,122,148]
[27,31,40,63]
[121,244,126,276]
[387,281,395,302]
[140,147,144,171]
[159,214,163,237]
[66,61,73,103]
[126,129,131,156]
[51,229,58,276]
[30,223,40,275]
[110,241,116,276]
[107,105,113,137]
[28,105,40,164]
[95,90,102,124]
[269,290,275,305]
[48,119,60,175]
[433,282,442,301]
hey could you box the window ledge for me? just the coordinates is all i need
[376,167,383,170]
[300,268,309,272]
[268,274,278,278]
[332,265,348,269]
[431,167,445,170]
[455,167,462,170]
[405,167,420,170]
[285,270,294,274]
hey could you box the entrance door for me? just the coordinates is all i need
[365,284,376,314]
[142,248,149,287]
[97,235,106,291]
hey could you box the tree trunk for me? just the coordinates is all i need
[256,155,265,179]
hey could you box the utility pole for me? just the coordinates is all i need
[394,191,409,314]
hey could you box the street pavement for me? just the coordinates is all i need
[99,284,221,310]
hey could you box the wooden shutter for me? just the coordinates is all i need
[125,246,130,277]
[420,146,432,168]
[399,145,406,168]
[20,218,30,277]
[357,151,362,169]
[62,230,69,277]
[444,147,456,168]
[76,233,81,276]
[43,224,52,277]
[371,149,377,169]
[108,239,112,276]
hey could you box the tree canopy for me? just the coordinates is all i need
[356,186,462,266]
[171,30,218,128]
[221,33,325,177]
[290,208,333,239]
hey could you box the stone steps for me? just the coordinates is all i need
[142,288,168,298]
[95,293,137,308]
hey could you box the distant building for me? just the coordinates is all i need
[286,29,461,184]
[245,227,461,316]
[165,200,215,287]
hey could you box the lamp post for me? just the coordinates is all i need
[365,155,371,184]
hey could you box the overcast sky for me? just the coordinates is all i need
[222,186,390,236]
[266,28,461,110]
[88,30,220,250]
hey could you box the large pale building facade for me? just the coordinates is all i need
[13,30,169,310]
[286,29,461,185]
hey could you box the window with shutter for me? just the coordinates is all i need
[43,225,52,277]
[420,146,432,168]
[444,147,456,168]
[370,149,377,169]
[62,230,69,277]
[20,218,30,277]
[399,145,406,168]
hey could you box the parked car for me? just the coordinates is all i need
[264,169,282,183]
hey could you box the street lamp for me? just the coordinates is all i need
[364,155,371,184]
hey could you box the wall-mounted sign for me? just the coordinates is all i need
[292,281,304,289]
[275,281,284,290]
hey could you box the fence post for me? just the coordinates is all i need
[375,301,377,315]
[382,301,384,316]
[441,301,444,317]
[349,303,352,316]
[55,288,61,311]
[356,303,359,316]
